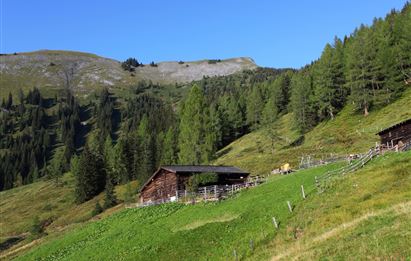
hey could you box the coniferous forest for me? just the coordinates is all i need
[0,3,410,205]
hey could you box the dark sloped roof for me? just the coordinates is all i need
[377,118,411,135]
[162,165,249,174]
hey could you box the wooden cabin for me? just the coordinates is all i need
[377,118,411,149]
[139,165,249,204]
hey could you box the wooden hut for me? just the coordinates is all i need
[377,118,411,149]
[139,165,249,204]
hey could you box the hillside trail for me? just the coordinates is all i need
[270,200,411,261]
[0,238,43,260]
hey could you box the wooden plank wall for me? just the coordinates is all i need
[140,170,177,203]
[380,122,411,145]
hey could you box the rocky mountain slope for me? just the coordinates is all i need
[0,50,257,97]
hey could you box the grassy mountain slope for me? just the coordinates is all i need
[0,174,139,251]
[0,50,257,98]
[13,151,411,260]
[254,151,411,260]
[12,162,343,260]
[215,87,411,175]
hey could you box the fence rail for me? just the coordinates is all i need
[138,176,267,207]
[316,142,407,192]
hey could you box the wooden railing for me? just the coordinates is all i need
[315,142,408,193]
[138,176,267,207]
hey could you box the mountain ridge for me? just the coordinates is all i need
[0,50,258,97]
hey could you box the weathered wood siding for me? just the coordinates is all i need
[379,121,411,146]
[140,169,177,203]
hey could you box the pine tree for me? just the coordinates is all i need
[74,143,106,204]
[103,173,117,209]
[270,73,291,113]
[345,26,374,115]
[201,107,217,163]
[313,40,346,120]
[48,146,66,185]
[161,127,176,165]
[91,202,103,216]
[178,84,205,164]
[290,72,317,133]
[6,92,13,110]
[136,115,155,181]
[261,97,278,126]
[246,85,264,129]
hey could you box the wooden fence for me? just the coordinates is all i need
[315,142,407,193]
[137,176,267,207]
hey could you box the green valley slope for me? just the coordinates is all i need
[11,151,411,260]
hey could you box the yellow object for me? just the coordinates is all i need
[281,163,290,172]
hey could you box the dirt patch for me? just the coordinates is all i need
[173,213,240,232]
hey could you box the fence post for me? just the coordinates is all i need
[301,185,306,199]
[204,187,207,200]
[272,217,278,228]
[287,201,293,212]
[176,189,178,201]
[249,240,254,251]
[214,185,217,198]
[233,250,238,261]
[184,190,187,199]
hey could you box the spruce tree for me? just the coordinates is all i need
[246,85,264,129]
[74,143,106,204]
[103,173,117,209]
[162,127,176,165]
[48,146,66,185]
[261,97,278,126]
[6,92,13,110]
[290,72,317,133]
[345,26,374,115]
[313,40,345,120]
[178,84,205,164]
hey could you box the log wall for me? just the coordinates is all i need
[379,121,411,146]
[140,170,177,203]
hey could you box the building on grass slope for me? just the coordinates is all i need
[139,165,249,204]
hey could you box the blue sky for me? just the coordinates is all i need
[1,0,407,68]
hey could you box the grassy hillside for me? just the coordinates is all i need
[0,50,257,99]
[12,162,342,260]
[0,174,139,252]
[13,151,411,260]
[215,88,411,175]
[253,151,411,260]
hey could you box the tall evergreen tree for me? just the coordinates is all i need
[161,127,176,165]
[345,26,374,115]
[261,97,278,126]
[6,92,13,110]
[74,143,106,203]
[103,173,117,209]
[246,85,264,129]
[48,146,66,185]
[313,38,346,120]
[178,84,205,164]
[290,72,317,133]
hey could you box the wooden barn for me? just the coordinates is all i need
[139,165,249,204]
[377,118,411,149]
